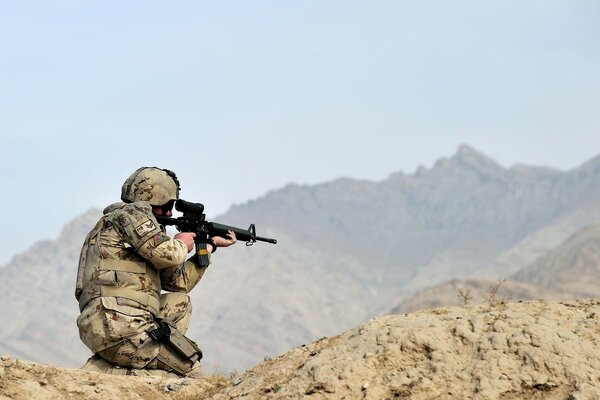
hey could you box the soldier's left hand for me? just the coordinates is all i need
[213,230,237,247]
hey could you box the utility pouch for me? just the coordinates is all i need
[147,322,203,376]
[168,328,203,361]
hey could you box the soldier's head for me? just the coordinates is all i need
[121,167,180,216]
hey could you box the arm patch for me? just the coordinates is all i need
[152,233,171,248]
[135,219,158,236]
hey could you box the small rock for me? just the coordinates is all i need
[180,378,192,386]
[362,382,369,391]
[94,387,102,393]
[163,383,179,392]
[232,377,243,386]
[16,360,34,369]
[306,382,336,394]
[1,355,10,362]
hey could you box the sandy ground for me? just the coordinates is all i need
[0,357,228,400]
[3,298,600,399]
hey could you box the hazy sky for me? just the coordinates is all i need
[1,1,599,265]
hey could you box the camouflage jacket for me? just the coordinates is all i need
[75,201,209,353]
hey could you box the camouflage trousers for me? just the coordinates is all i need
[81,292,202,378]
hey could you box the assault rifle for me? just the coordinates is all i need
[156,199,277,266]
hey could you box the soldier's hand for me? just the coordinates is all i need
[213,230,237,247]
[175,232,196,252]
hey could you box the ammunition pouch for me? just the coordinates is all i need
[148,321,203,375]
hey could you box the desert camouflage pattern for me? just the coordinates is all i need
[120,167,180,206]
[75,201,209,376]
[80,292,202,378]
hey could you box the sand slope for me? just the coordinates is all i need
[3,298,600,399]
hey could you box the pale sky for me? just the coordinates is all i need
[1,1,599,265]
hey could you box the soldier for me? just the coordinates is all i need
[75,167,236,378]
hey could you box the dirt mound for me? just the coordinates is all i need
[214,298,600,399]
[0,357,228,400]
[3,298,600,399]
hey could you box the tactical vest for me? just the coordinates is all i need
[75,207,162,316]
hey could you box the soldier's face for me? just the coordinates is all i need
[152,207,172,217]
[152,201,174,217]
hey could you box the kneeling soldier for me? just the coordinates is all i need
[75,167,236,377]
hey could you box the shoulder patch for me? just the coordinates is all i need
[135,219,157,236]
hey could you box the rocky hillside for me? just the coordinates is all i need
[2,146,600,373]
[392,223,600,314]
[3,298,600,399]
[512,224,600,296]
[0,209,99,366]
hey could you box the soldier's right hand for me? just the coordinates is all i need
[174,232,196,252]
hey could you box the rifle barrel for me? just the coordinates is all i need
[256,236,277,244]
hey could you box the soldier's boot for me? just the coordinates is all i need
[81,354,181,379]
[80,355,131,376]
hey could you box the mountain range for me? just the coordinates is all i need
[1,145,600,372]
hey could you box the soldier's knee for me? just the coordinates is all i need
[97,336,159,369]
[159,292,192,325]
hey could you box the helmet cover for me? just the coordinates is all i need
[121,167,180,206]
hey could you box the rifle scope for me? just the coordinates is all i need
[175,199,204,215]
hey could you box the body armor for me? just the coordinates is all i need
[75,202,164,317]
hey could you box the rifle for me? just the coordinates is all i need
[156,199,277,266]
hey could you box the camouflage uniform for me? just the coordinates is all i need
[75,200,208,377]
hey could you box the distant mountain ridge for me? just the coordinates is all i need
[2,145,600,372]
[228,145,600,295]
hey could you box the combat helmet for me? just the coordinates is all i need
[121,167,180,206]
